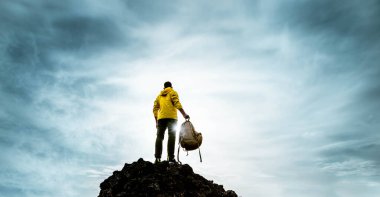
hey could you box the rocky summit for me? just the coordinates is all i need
[98,158,238,197]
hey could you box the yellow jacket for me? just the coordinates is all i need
[153,87,183,120]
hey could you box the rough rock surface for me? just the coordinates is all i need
[98,158,238,197]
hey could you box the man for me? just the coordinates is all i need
[153,81,189,163]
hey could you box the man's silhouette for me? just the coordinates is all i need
[153,81,189,163]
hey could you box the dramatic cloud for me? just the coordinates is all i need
[1,0,379,197]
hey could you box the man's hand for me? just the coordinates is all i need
[184,114,190,120]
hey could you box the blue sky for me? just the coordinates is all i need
[1,0,380,196]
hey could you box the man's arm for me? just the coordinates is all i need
[153,97,160,127]
[171,91,190,119]
[179,108,190,119]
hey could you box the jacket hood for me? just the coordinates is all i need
[160,87,173,96]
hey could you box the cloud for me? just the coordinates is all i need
[0,1,136,196]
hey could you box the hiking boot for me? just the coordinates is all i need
[154,158,161,164]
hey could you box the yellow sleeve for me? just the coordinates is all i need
[153,96,160,117]
[171,91,183,109]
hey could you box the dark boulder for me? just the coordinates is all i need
[98,158,238,197]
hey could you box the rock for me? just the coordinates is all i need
[98,158,238,197]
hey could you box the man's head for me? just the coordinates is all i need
[164,81,172,88]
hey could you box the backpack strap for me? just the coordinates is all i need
[198,147,202,162]
[189,121,203,162]
[177,128,184,164]
[177,144,181,164]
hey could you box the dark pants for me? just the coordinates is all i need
[155,118,177,160]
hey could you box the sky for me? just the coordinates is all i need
[1,0,380,196]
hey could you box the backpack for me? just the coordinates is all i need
[177,120,203,163]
